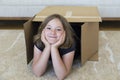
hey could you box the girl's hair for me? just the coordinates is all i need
[34,14,76,49]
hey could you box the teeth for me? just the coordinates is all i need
[50,37,56,38]
[49,36,56,38]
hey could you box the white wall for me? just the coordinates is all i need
[0,0,120,17]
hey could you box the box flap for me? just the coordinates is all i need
[81,22,99,65]
[24,17,34,64]
[33,6,102,22]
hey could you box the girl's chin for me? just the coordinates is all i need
[48,41,57,45]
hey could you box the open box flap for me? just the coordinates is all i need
[81,22,99,65]
[24,17,34,64]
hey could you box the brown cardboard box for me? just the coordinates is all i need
[24,6,102,65]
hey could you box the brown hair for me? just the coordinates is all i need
[34,14,76,49]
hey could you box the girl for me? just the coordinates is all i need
[32,14,77,80]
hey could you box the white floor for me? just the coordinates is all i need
[0,30,120,80]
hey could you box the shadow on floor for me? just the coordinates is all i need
[0,20,27,30]
[99,21,120,31]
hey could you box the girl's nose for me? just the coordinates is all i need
[51,30,56,34]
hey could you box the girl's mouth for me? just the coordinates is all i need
[49,36,57,38]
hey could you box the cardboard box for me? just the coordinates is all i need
[24,6,102,65]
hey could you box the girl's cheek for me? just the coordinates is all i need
[44,31,47,38]
[58,33,63,39]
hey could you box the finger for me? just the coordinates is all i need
[60,32,65,44]
[41,30,45,41]
[62,31,66,41]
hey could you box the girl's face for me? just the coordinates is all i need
[44,18,64,44]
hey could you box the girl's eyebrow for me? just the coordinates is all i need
[46,25,51,26]
[56,27,62,28]
[47,25,62,28]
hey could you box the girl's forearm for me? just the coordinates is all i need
[51,47,68,80]
[32,47,50,76]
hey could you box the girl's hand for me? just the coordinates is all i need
[41,29,50,47]
[52,31,66,48]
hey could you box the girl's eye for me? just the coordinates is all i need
[46,27,51,30]
[56,29,62,31]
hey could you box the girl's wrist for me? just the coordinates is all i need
[51,45,58,50]
[45,44,51,49]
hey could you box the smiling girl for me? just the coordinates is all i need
[32,14,78,80]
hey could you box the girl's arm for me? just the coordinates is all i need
[51,47,75,80]
[32,45,50,77]
[51,32,75,80]
[32,30,51,77]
